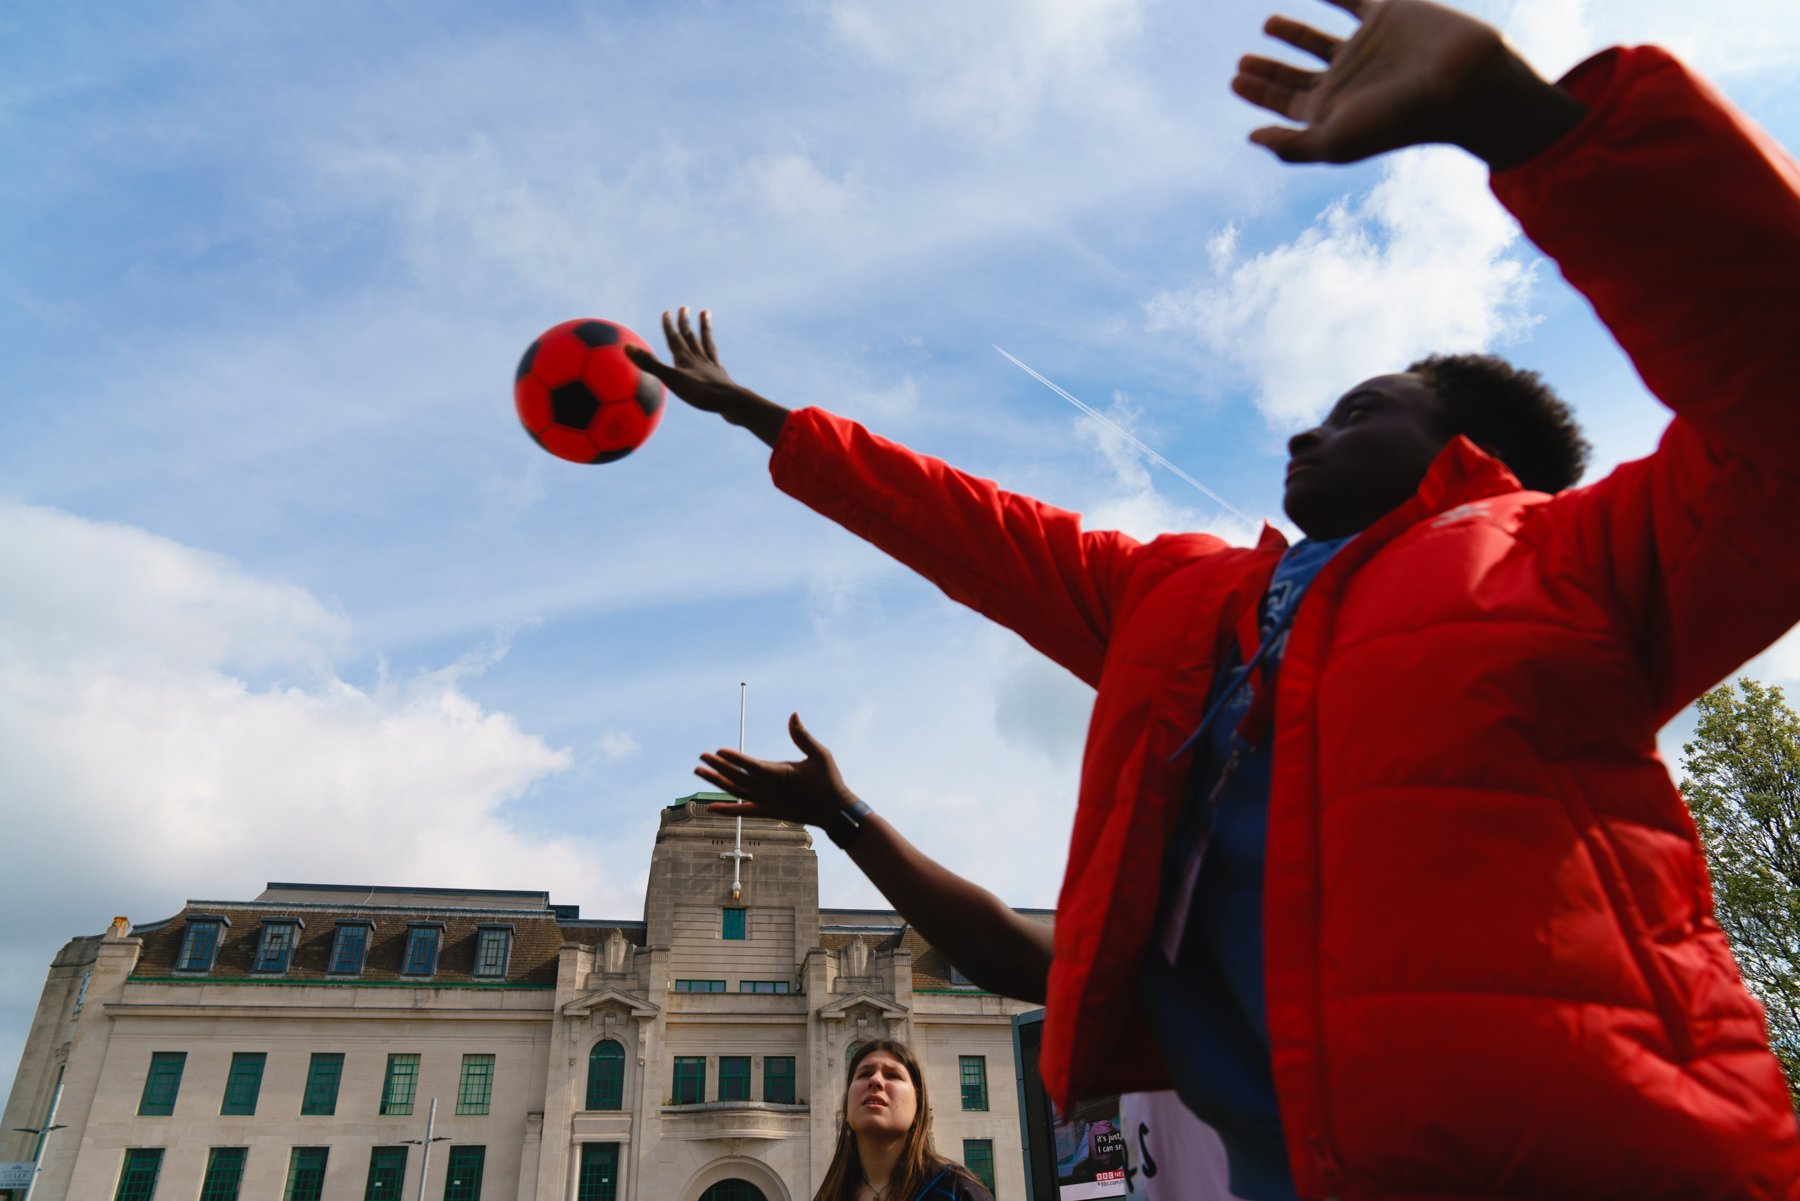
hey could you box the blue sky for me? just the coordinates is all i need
[3,0,1799,1103]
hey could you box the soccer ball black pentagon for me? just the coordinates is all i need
[514,318,665,463]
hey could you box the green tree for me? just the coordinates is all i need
[1680,678,1800,1110]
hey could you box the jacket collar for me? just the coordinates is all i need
[1414,434,1525,511]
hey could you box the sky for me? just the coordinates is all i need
[3,0,1799,1105]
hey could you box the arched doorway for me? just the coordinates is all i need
[699,1181,768,1201]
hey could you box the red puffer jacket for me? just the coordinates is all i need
[770,47,1800,1200]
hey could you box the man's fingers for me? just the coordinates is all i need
[663,306,696,363]
[677,306,703,357]
[701,749,757,776]
[705,798,768,818]
[625,344,670,379]
[699,310,719,362]
[1231,61,1314,120]
[1238,54,1319,94]
[1320,0,1369,17]
[1265,15,1340,63]
[1248,123,1324,163]
[788,712,824,759]
[695,766,742,795]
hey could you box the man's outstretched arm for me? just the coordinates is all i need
[696,713,1052,1004]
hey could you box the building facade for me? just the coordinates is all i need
[1,797,1047,1201]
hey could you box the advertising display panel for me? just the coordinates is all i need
[1012,1011,1243,1201]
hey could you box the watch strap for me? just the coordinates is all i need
[824,800,874,850]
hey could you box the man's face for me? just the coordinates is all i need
[1282,373,1453,540]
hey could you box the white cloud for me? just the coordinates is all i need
[1144,148,1539,429]
[0,503,348,680]
[991,642,1094,767]
[827,0,1148,138]
[0,502,631,1026]
[597,729,640,762]
[742,151,862,221]
[1499,0,1800,80]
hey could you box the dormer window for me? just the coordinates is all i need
[473,926,513,978]
[328,921,373,976]
[252,918,303,974]
[176,916,229,973]
[402,923,443,977]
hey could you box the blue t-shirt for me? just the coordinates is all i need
[1140,536,1349,1201]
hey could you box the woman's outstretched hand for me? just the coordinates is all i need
[700,711,1053,1003]
[1234,0,1584,169]
[697,712,860,826]
[624,307,790,448]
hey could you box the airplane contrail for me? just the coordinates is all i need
[993,345,1250,523]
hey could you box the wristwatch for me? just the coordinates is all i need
[824,800,874,850]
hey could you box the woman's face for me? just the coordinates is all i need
[845,1050,918,1138]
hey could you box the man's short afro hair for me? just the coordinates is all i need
[1408,352,1590,493]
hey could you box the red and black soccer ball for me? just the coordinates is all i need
[514,318,665,463]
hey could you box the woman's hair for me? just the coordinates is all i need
[813,1038,976,1201]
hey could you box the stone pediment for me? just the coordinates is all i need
[815,991,907,1021]
[561,985,658,1019]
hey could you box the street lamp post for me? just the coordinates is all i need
[401,1098,450,1201]
[10,1124,67,1201]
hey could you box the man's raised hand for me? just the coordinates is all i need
[1235,0,1584,169]
[624,307,790,448]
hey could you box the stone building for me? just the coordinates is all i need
[0,796,1048,1201]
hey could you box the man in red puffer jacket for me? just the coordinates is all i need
[629,1,1800,1195]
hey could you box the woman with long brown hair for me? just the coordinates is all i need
[814,1039,993,1201]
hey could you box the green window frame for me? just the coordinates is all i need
[402,924,442,976]
[763,1056,795,1104]
[963,1139,995,1193]
[959,1055,988,1112]
[721,907,746,940]
[137,1051,186,1116]
[300,1052,344,1116]
[673,979,726,993]
[284,1147,328,1201]
[718,1056,750,1101]
[442,1145,485,1201]
[199,1147,249,1201]
[586,1040,625,1111]
[381,1053,421,1116]
[456,1053,495,1116]
[738,980,791,994]
[329,922,372,975]
[176,918,224,972]
[363,1147,408,1200]
[671,1056,706,1105]
[220,1052,267,1116]
[114,1148,164,1201]
[473,927,512,978]
[576,1143,619,1201]
[252,919,301,974]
